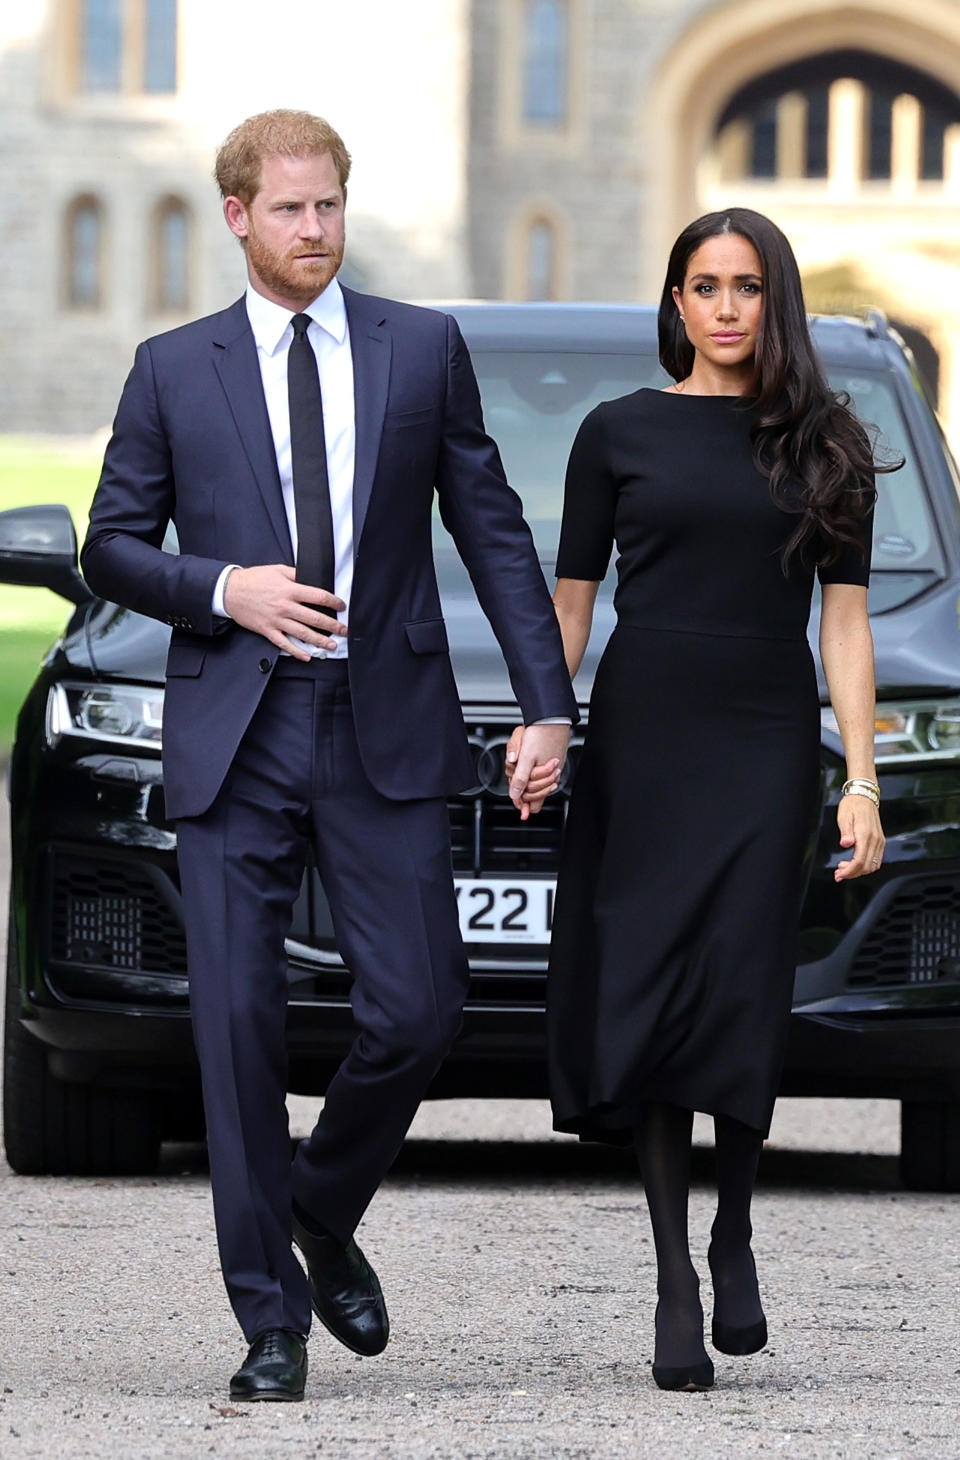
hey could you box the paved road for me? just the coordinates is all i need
[1,804,957,1459]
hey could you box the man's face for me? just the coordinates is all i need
[224,151,346,308]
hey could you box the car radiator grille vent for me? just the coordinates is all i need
[50,854,187,976]
[848,879,960,987]
[449,798,566,874]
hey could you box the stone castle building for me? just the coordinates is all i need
[4,0,960,438]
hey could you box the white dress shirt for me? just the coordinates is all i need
[212,279,569,724]
[212,278,355,658]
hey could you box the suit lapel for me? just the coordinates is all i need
[211,298,293,563]
[343,287,391,546]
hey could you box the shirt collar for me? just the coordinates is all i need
[245,276,347,356]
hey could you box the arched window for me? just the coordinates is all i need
[526,217,557,299]
[145,0,178,93]
[64,195,104,309]
[152,197,190,311]
[523,0,569,126]
[80,0,123,92]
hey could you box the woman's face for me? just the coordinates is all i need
[672,232,763,373]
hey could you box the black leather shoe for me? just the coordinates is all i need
[292,1205,389,1357]
[229,1328,307,1402]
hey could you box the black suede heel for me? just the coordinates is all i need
[651,1297,714,1391]
[652,1356,715,1391]
[711,1315,767,1356]
[708,1240,768,1356]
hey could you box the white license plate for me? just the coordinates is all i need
[454,877,555,944]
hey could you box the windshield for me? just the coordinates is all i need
[434,351,944,614]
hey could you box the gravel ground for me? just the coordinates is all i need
[2,818,958,1458]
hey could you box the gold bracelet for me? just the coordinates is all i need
[841,778,880,807]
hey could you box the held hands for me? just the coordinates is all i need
[224,564,346,661]
[505,724,570,821]
[835,794,885,881]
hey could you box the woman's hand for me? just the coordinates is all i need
[505,725,564,821]
[835,793,885,881]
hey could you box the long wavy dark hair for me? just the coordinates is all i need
[658,207,892,571]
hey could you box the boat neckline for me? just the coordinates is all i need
[639,387,757,402]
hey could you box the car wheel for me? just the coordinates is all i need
[3,903,162,1176]
[900,1099,960,1192]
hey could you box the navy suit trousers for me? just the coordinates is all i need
[175,657,469,1341]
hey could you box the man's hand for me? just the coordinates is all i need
[224,565,347,660]
[505,723,570,821]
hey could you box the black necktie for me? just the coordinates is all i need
[288,313,336,607]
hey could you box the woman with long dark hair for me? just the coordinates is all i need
[509,208,888,1391]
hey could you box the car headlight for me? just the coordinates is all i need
[46,682,164,750]
[821,698,960,763]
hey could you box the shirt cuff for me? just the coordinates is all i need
[212,564,240,619]
[531,717,572,725]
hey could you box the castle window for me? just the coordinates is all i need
[73,0,179,95]
[523,0,569,126]
[526,217,557,299]
[80,0,123,92]
[145,0,178,93]
[152,197,190,311]
[64,196,104,309]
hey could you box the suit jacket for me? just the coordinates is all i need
[81,287,578,820]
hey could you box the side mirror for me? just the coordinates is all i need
[0,505,93,606]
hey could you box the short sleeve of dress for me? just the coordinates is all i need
[555,406,617,581]
[817,483,875,587]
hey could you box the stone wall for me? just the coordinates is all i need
[0,0,470,433]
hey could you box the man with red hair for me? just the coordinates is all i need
[83,110,574,1399]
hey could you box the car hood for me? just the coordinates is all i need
[64,560,960,708]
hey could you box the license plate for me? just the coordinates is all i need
[454,877,555,944]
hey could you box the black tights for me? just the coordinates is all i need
[634,1102,764,1367]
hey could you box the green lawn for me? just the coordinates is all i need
[0,437,102,753]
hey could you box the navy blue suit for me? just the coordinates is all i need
[82,287,576,1340]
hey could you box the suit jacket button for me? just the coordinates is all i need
[258,657,272,673]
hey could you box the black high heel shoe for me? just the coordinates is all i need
[651,1301,715,1392]
[652,1357,716,1391]
[708,1242,768,1356]
[711,1315,767,1356]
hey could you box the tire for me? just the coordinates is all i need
[3,905,162,1176]
[900,1099,960,1192]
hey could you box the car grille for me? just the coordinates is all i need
[450,720,577,875]
[848,877,960,987]
[49,852,187,977]
[450,797,567,874]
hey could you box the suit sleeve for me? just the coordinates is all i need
[434,314,579,725]
[81,342,231,635]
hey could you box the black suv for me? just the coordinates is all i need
[4,306,960,1188]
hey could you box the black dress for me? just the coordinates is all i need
[548,389,873,1140]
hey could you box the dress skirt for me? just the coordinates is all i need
[548,623,822,1141]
